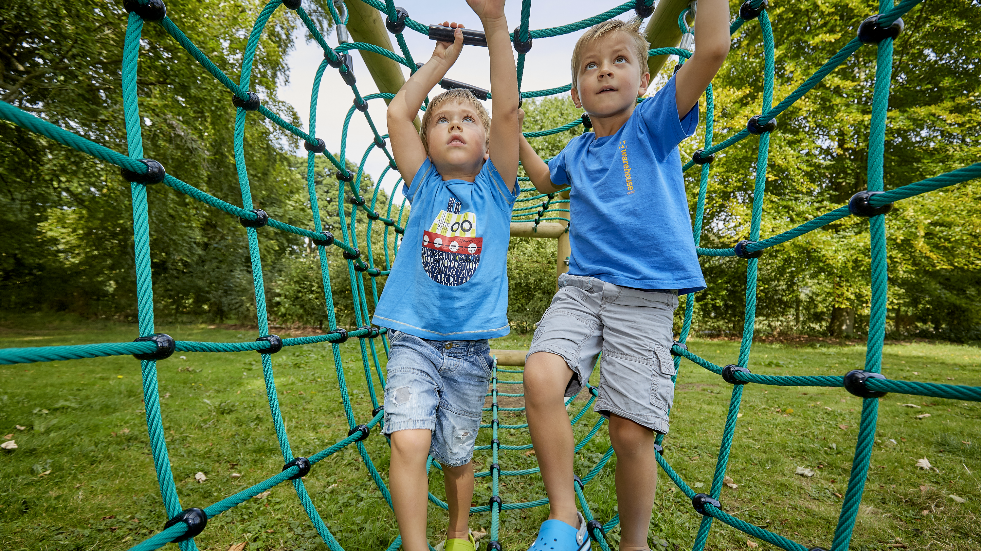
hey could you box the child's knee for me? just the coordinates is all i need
[524,352,571,396]
[609,415,655,452]
[390,429,432,458]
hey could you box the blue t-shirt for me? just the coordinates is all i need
[372,158,518,340]
[548,75,705,294]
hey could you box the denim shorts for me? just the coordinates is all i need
[527,273,679,434]
[382,330,494,467]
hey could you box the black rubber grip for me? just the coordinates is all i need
[428,25,487,47]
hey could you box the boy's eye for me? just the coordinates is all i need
[437,116,448,123]
[615,56,626,63]
[463,115,475,122]
[585,61,597,70]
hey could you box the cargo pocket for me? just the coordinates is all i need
[649,343,677,416]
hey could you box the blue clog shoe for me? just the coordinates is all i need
[527,512,590,551]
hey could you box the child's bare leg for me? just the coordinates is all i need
[609,414,657,551]
[524,351,579,528]
[390,429,433,551]
[443,461,474,539]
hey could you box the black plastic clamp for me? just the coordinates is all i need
[336,170,355,183]
[240,209,269,228]
[394,226,405,235]
[574,474,584,489]
[343,247,361,260]
[281,0,301,10]
[438,77,489,100]
[653,442,664,455]
[121,158,167,184]
[133,333,176,361]
[367,211,381,221]
[389,159,399,170]
[348,424,370,442]
[383,218,395,227]
[326,51,353,70]
[671,341,688,356]
[282,456,311,479]
[162,507,207,543]
[581,113,592,130]
[491,438,499,446]
[312,231,334,247]
[858,14,904,44]
[721,364,751,385]
[733,240,763,259]
[489,463,500,475]
[233,92,261,111]
[367,268,381,277]
[372,405,384,417]
[386,7,409,34]
[691,493,721,516]
[587,520,605,540]
[747,115,777,134]
[429,24,487,47]
[374,135,387,149]
[351,196,366,206]
[487,542,503,551]
[848,190,893,217]
[368,326,381,338]
[739,0,769,21]
[692,149,715,165]
[340,66,356,87]
[512,26,533,54]
[256,334,282,355]
[843,369,888,398]
[124,0,167,22]
[353,262,369,273]
[635,0,654,18]
[353,97,369,112]
[488,495,503,511]
[331,328,349,344]
[304,138,326,153]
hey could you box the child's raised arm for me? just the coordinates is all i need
[387,24,465,185]
[517,108,561,194]
[468,0,520,191]
[674,0,730,118]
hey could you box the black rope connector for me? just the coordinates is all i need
[429,25,488,47]
[581,113,592,130]
[587,520,605,540]
[721,364,751,385]
[372,405,384,417]
[351,196,366,206]
[733,240,763,259]
[394,226,405,235]
[124,0,167,22]
[312,231,334,247]
[738,0,769,21]
[374,136,387,149]
[304,138,326,153]
[336,170,355,183]
[490,462,500,475]
[367,211,381,221]
[367,268,381,277]
[574,474,584,489]
[848,190,893,217]
[326,51,352,70]
[858,14,904,44]
[162,507,207,543]
[343,247,361,260]
[487,542,503,551]
[512,26,533,54]
[671,341,688,356]
[353,262,369,272]
[389,160,399,170]
[348,424,370,442]
[488,495,503,511]
[281,0,301,10]
[653,442,664,455]
[353,97,369,112]
[692,149,715,165]
[121,158,166,184]
[385,7,409,34]
[256,334,283,355]
[691,493,721,516]
[634,0,654,18]
[282,456,310,479]
[240,209,269,228]
[133,333,176,361]
[383,218,395,227]
[340,66,356,87]
[368,325,381,338]
[747,115,777,134]
[331,328,349,344]
[233,91,261,111]
[843,369,888,398]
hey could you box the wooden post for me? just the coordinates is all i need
[644,0,693,76]
[555,189,571,290]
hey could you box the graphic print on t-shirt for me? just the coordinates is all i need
[421,197,482,286]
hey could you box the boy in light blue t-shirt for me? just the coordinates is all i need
[516,4,730,550]
[371,0,520,549]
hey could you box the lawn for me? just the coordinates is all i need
[1,313,979,551]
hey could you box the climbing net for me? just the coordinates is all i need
[1,0,980,549]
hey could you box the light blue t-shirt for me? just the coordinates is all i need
[372,158,518,340]
[548,75,705,294]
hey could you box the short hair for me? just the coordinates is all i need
[419,89,491,155]
[570,18,650,91]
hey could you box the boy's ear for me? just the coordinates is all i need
[571,86,582,109]
[637,71,651,97]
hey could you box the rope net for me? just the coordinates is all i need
[0,0,979,550]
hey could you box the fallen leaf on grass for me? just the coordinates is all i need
[915,458,932,470]
[916,413,931,419]
[747,541,758,548]
[227,543,247,551]
[254,491,271,500]
[194,472,207,483]
[230,473,241,479]
[838,424,849,430]
[16,425,26,430]
[724,476,738,489]
[38,470,51,477]
[899,403,921,408]
[524,450,535,457]
[472,530,487,540]
[919,485,932,493]
[795,466,815,477]
[948,495,966,504]
[3,434,12,440]
[1,440,17,450]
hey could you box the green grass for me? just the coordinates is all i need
[1,313,979,551]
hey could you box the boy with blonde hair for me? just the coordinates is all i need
[372,1,520,549]
[517,3,730,550]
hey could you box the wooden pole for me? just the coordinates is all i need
[644,0,693,77]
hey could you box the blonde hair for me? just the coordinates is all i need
[419,89,491,155]
[570,19,650,91]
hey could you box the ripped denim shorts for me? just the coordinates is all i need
[382,330,493,467]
